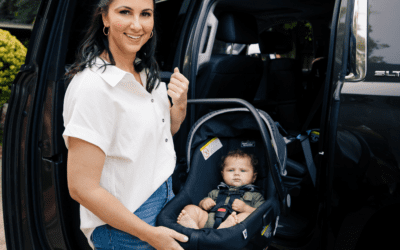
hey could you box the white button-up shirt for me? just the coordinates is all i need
[62,57,176,248]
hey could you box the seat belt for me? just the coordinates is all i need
[296,77,325,187]
[300,80,325,132]
[297,132,317,186]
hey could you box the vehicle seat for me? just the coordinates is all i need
[195,12,263,120]
[257,31,303,131]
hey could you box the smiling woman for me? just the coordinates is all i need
[65,0,160,93]
[101,0,154,84]
[62,0,189,249]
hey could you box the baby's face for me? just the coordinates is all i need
[221,156,257,187]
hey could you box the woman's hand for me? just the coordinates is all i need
[146,226,188,250]
[199,198,216,211]
[167,67,189,108]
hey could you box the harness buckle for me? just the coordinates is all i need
[215,206,229,220]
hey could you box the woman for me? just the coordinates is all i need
[62,0,189,249]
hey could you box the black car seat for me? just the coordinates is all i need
[257,31,303,131]
[158,108,286,250]
[195,12,263,120]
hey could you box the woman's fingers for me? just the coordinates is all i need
[168,68,189,107]
[168,79,185,93]
[169,78,188,93]
[151,227,187,250]
[169,228,189,243]
[167,89,179,103]
[171,67,189,86]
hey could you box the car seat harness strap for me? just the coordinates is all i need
[210,185,257,229]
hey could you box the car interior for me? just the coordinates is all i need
[184,0,335,248]
[61,0,336,249]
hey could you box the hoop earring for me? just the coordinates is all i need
[150,31,153,38]
[103,27,109,36]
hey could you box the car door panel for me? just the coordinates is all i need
[322,0,400,248]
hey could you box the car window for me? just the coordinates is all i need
[0,0,40,24]
[268,21,314,72]
[0,0,41,46]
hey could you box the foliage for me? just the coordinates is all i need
[0,28,27,108]
[283,21,313,41]
[0,0,41,24]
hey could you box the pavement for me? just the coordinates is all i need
[1,145,7,250]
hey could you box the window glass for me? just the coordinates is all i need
[0,0,42,47]
[0,0,41,24]
[269,21,314,71]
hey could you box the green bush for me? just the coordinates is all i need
[0,28,27,108]
[0,29,27,144]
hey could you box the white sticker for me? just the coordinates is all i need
[242,229,248,239]
[200,137,223,160]
[241,140,255,147]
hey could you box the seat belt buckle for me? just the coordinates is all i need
[215,208,229,220]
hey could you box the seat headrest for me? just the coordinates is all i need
[259,31,292,54]
[216,12,258,44]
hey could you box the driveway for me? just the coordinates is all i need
[1,145,7,250]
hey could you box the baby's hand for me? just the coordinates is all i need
[232,199,249,213]
[199,198,216,211]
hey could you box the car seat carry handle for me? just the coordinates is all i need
[187,98,289,216]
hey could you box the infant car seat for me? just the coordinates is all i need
[157,99,290,250]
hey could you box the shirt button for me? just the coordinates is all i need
[165,138,168,142]
[151,99,154,102]
[162,119,165,122]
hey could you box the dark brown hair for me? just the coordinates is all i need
[64,0,160,93]
[220,149,259,173]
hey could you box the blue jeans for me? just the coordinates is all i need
[91,176,175,250]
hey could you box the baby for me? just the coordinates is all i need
[177,149,265,229]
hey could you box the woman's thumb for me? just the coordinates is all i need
[174,67,180,73]
[172,230,189,243]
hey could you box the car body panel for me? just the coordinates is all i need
[325,0,400,248]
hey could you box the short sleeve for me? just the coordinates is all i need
[250,192,265,209]
[62,74,115,156]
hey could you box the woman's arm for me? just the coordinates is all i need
[170,102,186,136]
[167,67,189,136]
[67,137,187,249]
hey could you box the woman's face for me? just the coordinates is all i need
[102,0,154,57]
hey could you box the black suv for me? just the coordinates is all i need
[2,0,400,249]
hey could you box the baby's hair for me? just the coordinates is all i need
[220,149,259,173]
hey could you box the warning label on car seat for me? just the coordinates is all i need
[200,137,223,160]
